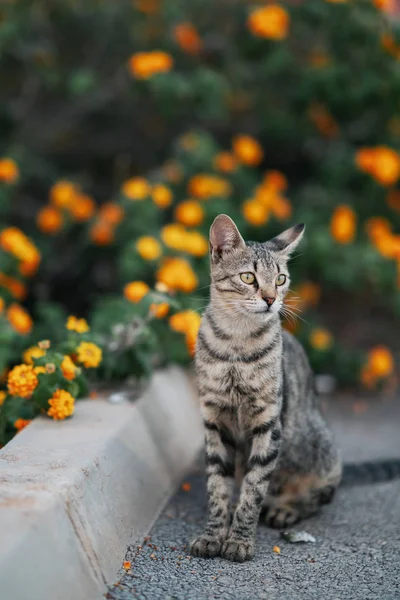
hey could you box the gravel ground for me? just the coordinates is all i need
[105,397,400,600]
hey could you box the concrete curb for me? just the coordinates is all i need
[0,367,203,600]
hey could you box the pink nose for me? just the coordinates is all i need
[263,296,275,306]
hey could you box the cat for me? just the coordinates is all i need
[190,214,342,562]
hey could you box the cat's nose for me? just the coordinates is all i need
[263,296,275,306]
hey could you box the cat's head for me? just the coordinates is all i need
[209,214,304,318]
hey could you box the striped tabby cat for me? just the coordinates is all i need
[190,214,341,562]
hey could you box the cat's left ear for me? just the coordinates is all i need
[267,223,305,257]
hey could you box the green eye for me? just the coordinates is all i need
[276,274,286,286]
[240,272,256,285]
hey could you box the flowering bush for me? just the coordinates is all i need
[0,0,399,443]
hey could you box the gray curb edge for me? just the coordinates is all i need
[0,366,203,600]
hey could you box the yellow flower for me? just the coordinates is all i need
[152,184,173,208]
[149,302,170,319]
[14,418,31,431]
[47,389,75,420]
[23,346,45,365]
[367,346,394,378]
[242,198,269,226]
[232,135,264,166]
[35,366,46,375]
[157,258,198,293]
[124,281,150,303]
[175,200,204,227]
[128,51,174,79]
[61,355,78,381]
[50,180,79,209]
[174,23,202,55]
[309,329,333,351]
[122,177,151,200]
[99,202,124,225]
[247,5,290,40]
[213,152,238,173]
[76,342,102,369]
[330,205,356,244]
[7,303,33,335]
[161,223,187,252]
[66,316,90,333]
[185,231,208,257]
[136,236,162,260]
[8,364,38,398]
[0,391,6,406]
[188,174,232,199]
[37,206,64,234]
[0,158,19,183]
[69,193,96,222]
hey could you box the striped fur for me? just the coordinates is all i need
[190,216,341,562]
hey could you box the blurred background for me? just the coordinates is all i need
[1,0,400,441]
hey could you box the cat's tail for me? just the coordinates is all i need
[341,458,400,487]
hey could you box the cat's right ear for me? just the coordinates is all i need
[209,214,246,261]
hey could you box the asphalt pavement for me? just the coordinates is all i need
[105,396,400,600]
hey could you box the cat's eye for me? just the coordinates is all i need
[276,274,286,286]
[240,272,256,285]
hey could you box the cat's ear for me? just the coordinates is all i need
[267,223,305,257]
[209,214,246,261]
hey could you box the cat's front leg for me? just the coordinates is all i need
[222,415,281,562]
[190,404,235,559]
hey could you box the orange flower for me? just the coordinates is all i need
[175,200,204,227]
[308,103,339,138]
[14,418,31,432]
[271,196,292,220]
[232,135,264,166]
[295,282,321,308]
[188,174,232,199]
[128,51,173,79]
[374,0,394,10]
[99,203,124,225]
[184,231,208,257]
[122,177,151,200]
[61,355,78,381]
[181,482,191,492]
[134,0,159,13]
[309,328,333,351]
[124,281,150,302]
[263,170,288,192]
[8,364,38,397]
[37,206,64,234]
[360,364,376,389]
[0,272,26,300]
[7,303,33,335]
[170,310,201,355]
[381,34,400,59]
[242,198,269,226]
[330,205,356,244]
[174,23,202,55]
[0,390,6,406]
[365,217,392,243]
[368,346,394,378]
[123,560,132,571]
[150,302,170,318]
[0,296,4,313]
[136,236,162,260]
[273,546,281,554]
[50,180,79,209]
[386,189,400,212]
[89,222,114,245]
[247,5,290,40]
[152,184,173,208]
[47,389,75,420]
[69,193,96,222]
[0,158,19,183]
[213,152,237,173]
[0,227,41,275]
[356,146,400,187]
[157,258,198,292]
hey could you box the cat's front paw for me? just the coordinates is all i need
[190,534,222,558]
[221,538,255,562]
